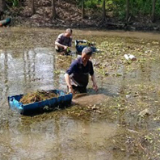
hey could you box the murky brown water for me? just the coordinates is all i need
[0,27,160,160]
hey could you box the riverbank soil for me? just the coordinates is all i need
[1,0,160,31]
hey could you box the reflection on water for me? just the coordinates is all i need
[0,48,66,99]
[0,114,118,160]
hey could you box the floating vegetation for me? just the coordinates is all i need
[20,90,58,104]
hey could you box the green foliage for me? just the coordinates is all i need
[155,1,160,15]
[85,0,97,9]
[105,0,114,10]
[76,0,100,8]
[114,0,160,17]
[76,0,160,19]
[6,0,19,7]
[130,0,152,15]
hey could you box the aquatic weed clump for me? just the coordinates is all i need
[20,90,58,104]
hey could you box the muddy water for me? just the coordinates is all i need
[0,27,160,160]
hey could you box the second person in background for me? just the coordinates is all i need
[55,28,72,55]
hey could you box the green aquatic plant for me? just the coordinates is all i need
[20,90,58,104]
[54,70,61,75]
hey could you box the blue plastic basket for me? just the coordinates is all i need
[75,40,97,54]
[8,90,72,115]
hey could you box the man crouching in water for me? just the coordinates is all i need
[65,47,98,94]
[55,28,72,55]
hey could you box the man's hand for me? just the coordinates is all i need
[93,83,98,92]
[63,46,68,50]
[68,85,74,94]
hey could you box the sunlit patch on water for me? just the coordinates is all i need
[0,113,118,160]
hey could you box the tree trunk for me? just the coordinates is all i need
[102,0,106,21]
[151,0,156,22]
[82,0,85,19]
[0,0,5,19]
[126,0,129,21]
[0,0,5,12]
[31,0,35,15]
[51,0,56,20]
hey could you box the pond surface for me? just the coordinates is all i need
[0,27,160,160]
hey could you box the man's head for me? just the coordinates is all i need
[81,47,93,64]
[65,28,72,37]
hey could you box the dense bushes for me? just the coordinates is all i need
[76,0,160,20]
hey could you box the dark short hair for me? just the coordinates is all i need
[82,47,93,56]
[66,28,72,34]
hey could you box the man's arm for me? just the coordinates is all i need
[91,74,98,92]
[64,73,74,93]
[89,61,98,92]
[65,59,78,94]
[55,41,68,50]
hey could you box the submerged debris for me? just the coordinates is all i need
[138,108,152,117]
[20,90,58,104]
[124,54,137,61]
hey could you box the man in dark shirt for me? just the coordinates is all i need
[55,28,72,55]
[65,47,98,94]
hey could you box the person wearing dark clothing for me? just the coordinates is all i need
[65,47,98,94]
[55,28,72,55]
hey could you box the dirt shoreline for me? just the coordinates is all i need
[1,0,160,32]
[6,15,159,32]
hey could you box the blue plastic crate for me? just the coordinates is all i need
[8,90,72,115]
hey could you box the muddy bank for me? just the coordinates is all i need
[1,0,160,32]
[6,14,160,32]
